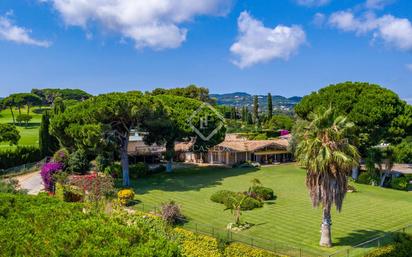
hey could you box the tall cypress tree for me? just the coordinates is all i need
[267,93,273,121]
[39,112,59,157]
[253,95,259,124]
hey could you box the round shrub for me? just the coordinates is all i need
[104,163,122,178]
[390,177,409,191]
[129,162,149,179]
[160,200,184,225]
[210,190,237,204]
[67,149,90,174]
[357,172,379,185]
[53,148,70,167]
[223,194,263,210]
[95,154,111,172]
[118,189,135,206]
[250,186,275,200]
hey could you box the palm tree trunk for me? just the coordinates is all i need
[165,141,175,172]
[320,204,332,247]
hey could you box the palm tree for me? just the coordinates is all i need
[295,107,360,247]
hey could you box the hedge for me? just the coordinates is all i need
[365,233,412,257]
[0,146,42,170]
[210,190,263,210]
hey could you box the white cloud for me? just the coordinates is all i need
[0,15,50,47]
[329,11,412,50]
[312,13,326,27]
[406,64,412,72]
[230,11,306,68]
[45,0,232,50]
[295,0,331,7]
[365,0,394,9]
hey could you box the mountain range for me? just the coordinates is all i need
[210,92,302,111]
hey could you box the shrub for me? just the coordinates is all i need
[253,133,268,140]
[40,162,63,192]
[68,173,114,202]
[104,163,122,178]
[390,177,409,191]
[0,193,180,256]
[161,200,184,225]
[174,227,222,257]
[129,162,149,179]
[365,233,412,257]
[0,146,42,170]
[117,189,135,206]
[210,190,237,204]
[95,154,111,172]
[357,172,379,185]
[250,186,275,200]
[67,149,90,174]
[224,194,263,210]
[53,148,70,167]
[224,242,280,257]
[211,190,263,210]
[0,179,26,194]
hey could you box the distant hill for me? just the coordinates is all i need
[210,92,302,111]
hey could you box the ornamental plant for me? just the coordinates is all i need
[117,189,135,206]
[53,148,70,168]
[40,162,63,192]
[68,173,114,202]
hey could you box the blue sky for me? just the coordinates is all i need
[0,0,411,102]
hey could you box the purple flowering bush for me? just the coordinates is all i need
[41,162,63,192]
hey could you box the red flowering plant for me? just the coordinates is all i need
[67,173,114,202]
[40,162,63,193]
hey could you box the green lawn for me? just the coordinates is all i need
[0,107,42,149]
[130,164,412,256]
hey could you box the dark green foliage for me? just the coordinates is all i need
[104,163,122,178]
[52,97,65,115]
[95,154,111,172]
[129,162,149,179]
[39,113,59,157]
[0,146,42,170]
[356,172,379,185]
[210,190,263,210]
[267,93,273,120]
[253,95,259,124]
[31,88,92,105]
[295,82,410,154]
[16,114,32,126]
[266,114,294,131]
[67,149,90,174]
[151,84,212,103]
[365,233,412,257]
[250,186,275,200]
[53,148,70,167]
[0,193,180,257]
[390,177,411,191]
[393,139,412,163]
[0,124,20,145]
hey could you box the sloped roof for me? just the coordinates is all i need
[215,138,289,152]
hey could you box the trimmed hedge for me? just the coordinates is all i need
[210,190,263,210]
[250,186,275,200]
[0,146,42,170]
[365,233,412,257]
[174,227,282,257]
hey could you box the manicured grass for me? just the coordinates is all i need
[0,107,43,149]
[131,164,412,256]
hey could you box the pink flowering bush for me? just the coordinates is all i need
[40,162,63,192]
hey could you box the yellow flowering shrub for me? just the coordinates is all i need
[174,227,222,257]
[117,189,135,206]
[224,242,282,257]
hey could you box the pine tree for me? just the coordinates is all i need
[267,93,273,121]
